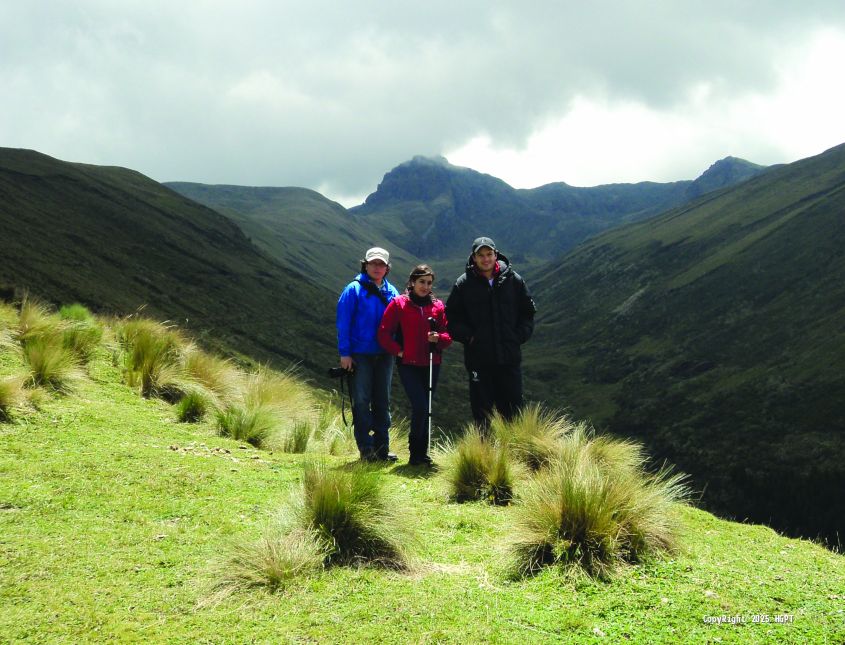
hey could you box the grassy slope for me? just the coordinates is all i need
[0,148,337,375]
[525,143,845,541]
[164,183,423,293]
[1,344,843,643]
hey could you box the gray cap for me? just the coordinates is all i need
[471,236,497,254]
[364,247,390,263]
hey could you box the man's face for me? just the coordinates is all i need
[473,247,497,273]
[366,260,388,282]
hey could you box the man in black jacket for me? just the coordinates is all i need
[446,236,536,427]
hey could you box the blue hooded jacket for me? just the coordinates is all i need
[336,273,400,356]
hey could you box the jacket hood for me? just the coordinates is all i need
[465,251,512,278]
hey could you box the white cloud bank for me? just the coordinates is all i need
[1,2,844,205]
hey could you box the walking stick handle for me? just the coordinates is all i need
[427,317,437,348]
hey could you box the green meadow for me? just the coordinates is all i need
[1,303,843,644]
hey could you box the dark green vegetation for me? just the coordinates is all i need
[0,147,337,376]
[525,142,845,545]
[165,182,422,292]
[2,307,844,643]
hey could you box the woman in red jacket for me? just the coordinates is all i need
[378,264,452,466]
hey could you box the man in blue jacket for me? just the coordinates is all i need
[337,247,400,461]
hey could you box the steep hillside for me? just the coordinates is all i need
[165,183,422,292]
[0,148,337,374]
[524,142,845,543]
[350,155,765,264]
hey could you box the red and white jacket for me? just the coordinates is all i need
[378,294,452,366]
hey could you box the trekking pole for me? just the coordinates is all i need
[427,316,437,456]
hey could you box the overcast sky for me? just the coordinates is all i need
[3,2,845,206]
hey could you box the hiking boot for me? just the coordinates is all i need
[362,451,398,463]
[408,455,435,468]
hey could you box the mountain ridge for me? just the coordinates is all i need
[0,147,337,374]
[350,154,766,262]
[524,141,845,542]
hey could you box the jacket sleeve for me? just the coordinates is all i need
[377,299,403,356]
[435,303,453,351]
[336,283,357,356]
[516,276,537,344]
[445,281,473,345]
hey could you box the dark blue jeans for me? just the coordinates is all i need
[350,353,394,457]
[398,363,440,460]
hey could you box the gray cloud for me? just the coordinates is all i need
[2,1,844,200]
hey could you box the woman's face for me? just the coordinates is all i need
[412,274,433,298]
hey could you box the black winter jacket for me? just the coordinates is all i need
[445,252,536,369]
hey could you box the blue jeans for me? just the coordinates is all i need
[350,353,394,457]
[398,364,440,460]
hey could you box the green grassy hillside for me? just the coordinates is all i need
[164,183,423,293]
[525,142,845,544]
[2,309,843,644]
[0,148,337,375]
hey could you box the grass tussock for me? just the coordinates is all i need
[175,389,213,423]
[117,318,189,399]
[509,424,689,580]
[444,427,516,505]
[16,298,59,345]
[59,304,103,362]
[0,374,27,421]
[216,367,318,450]
[22,336,85,393]
[292,461,411,568]
[282,421,312,454]
[182,345,241,404]
[215,525,326,597]
[216,402,279,447]
[491,403,573,470]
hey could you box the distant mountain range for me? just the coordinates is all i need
[167,154,765,288]
[349,154,765,264]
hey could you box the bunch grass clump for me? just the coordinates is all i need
[216,366,318,450]
[445,427,516,505]
[510,424,688,579]
[59,303,103,362]
[0,374,27,421]
[215,525,326,596]
[282,421,312,454]
[182,345,241,405]
[292,461,411,568]
[117,318,189,399]
[16,298,59,345]
[175,389,213,423]
[21,335,85,393]
[491,403,573,470]
[216,402,279,448]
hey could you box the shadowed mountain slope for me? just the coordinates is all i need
[0,148,337,373]
[164,183,422,292]
[349,155,766,264]
[524,142,845,543]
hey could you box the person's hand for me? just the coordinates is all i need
[340,356,354,371]
[398,351,404,359]
[427,332,439,343]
